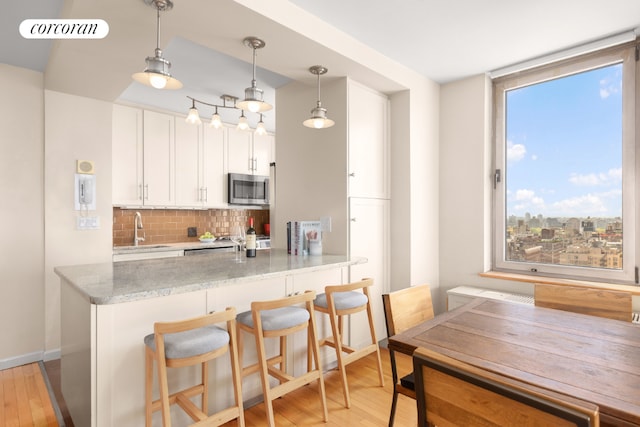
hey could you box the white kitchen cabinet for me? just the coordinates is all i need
[174,121,226,207]
[201,125,226,207]
[348,81,390,199]
[143,110,175,206]
[112,105,143,205]
[227,126,274,176]
[348,197,390,347]
[174,118,201,206]
[112,106,175,207]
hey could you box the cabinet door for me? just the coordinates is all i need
[252,133,274,176]
[349,197,390,346]
[348,81,390,199]
[143,110,175,206]
[175,119,202,207]
[201,126,226,207]
[226,126,253,174]
[112,105,143,205]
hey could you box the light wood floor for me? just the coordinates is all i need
[0,362,60,427]
[2,348,417,426]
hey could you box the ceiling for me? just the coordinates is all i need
[3,0,640,132]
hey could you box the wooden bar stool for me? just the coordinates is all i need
[313,278,384,408]
[144,307,244,427]
[237,291,328,427]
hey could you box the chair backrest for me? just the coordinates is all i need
[534,283,632,322]
[413,347,600,427]
[382,285,434,337]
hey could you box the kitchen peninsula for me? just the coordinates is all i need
[55,249,366,427]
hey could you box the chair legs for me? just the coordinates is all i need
[237,292,328,427]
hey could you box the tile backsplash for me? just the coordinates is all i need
[113,208,270,247]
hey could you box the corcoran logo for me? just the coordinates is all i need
[19,19,109,39]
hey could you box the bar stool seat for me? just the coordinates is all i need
[144,307,244,427]
[313,278,384,409]
[237,291,328,427]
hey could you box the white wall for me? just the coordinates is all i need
[0,64,45,367]
[44,90,113,354]
[439,74,535,308]
[275,78,349,255]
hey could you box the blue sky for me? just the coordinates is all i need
[506,63,623,219]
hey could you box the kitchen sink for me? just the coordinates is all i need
[114,245,170,251]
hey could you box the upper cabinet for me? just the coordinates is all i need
[113,105,271,208]
[143,110,175,206]
[174,121,226,208]
[112,105,143,206]
[227,126,274,176]
[348,81,390,199]
[112,106,175,207]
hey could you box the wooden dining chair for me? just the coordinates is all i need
[382,285,434,427]
[534,283,632,322]
[413,346,600,427]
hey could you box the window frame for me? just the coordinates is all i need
[492,42,638,284]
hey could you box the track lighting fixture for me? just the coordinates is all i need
[132,0,182,90]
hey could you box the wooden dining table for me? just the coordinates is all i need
[387,297,640,427]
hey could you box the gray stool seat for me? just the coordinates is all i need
[314,291,368,310]
[144,325,229,359]
[237,306,310,331]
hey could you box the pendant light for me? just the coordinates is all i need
[236,37,273,113]
[185,98,201,124]
[132,0,182,90]
[303,65,335,129]
[255,114,267,136]
[236,111,250,131]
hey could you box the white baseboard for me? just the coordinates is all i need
[0,348,61,370]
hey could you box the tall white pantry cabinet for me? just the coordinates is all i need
[347,81,390,345]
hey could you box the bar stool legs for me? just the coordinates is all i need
[237,291,328,427]
[314,278,384,408]
[144,307,245,427]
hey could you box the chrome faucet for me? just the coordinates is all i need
[134,211,145,246]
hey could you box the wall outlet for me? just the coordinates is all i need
[187,227,197,237]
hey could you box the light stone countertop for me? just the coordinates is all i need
[55,249,366,305]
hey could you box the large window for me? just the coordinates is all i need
[493,43,637,283]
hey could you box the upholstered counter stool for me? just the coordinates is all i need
[144,307,245,427]
[236,291,328,427]
[312,278,384,408]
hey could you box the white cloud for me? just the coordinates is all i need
[550,193,608,214]
[569,168,622,186]
[599,76,621,99]
[507,140,526,162]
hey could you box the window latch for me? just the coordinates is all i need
[494,169,501,189]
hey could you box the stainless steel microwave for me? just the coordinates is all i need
[228,173,270,206]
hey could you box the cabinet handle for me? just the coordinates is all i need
[351,218,357,222]
[349,172,356,177]
[138,184,143,201]
[253,158,258,171]
[203,187,208,202]
[144,184,149,200]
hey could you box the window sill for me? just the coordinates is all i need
[480,271,640,296]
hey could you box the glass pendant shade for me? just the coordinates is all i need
[236,112,250,131]
[209,111,222,128]
[186,103,201,125]
[255,115,267,135]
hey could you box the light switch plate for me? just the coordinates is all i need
[320,216,332,233]
[77,216,100,230]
